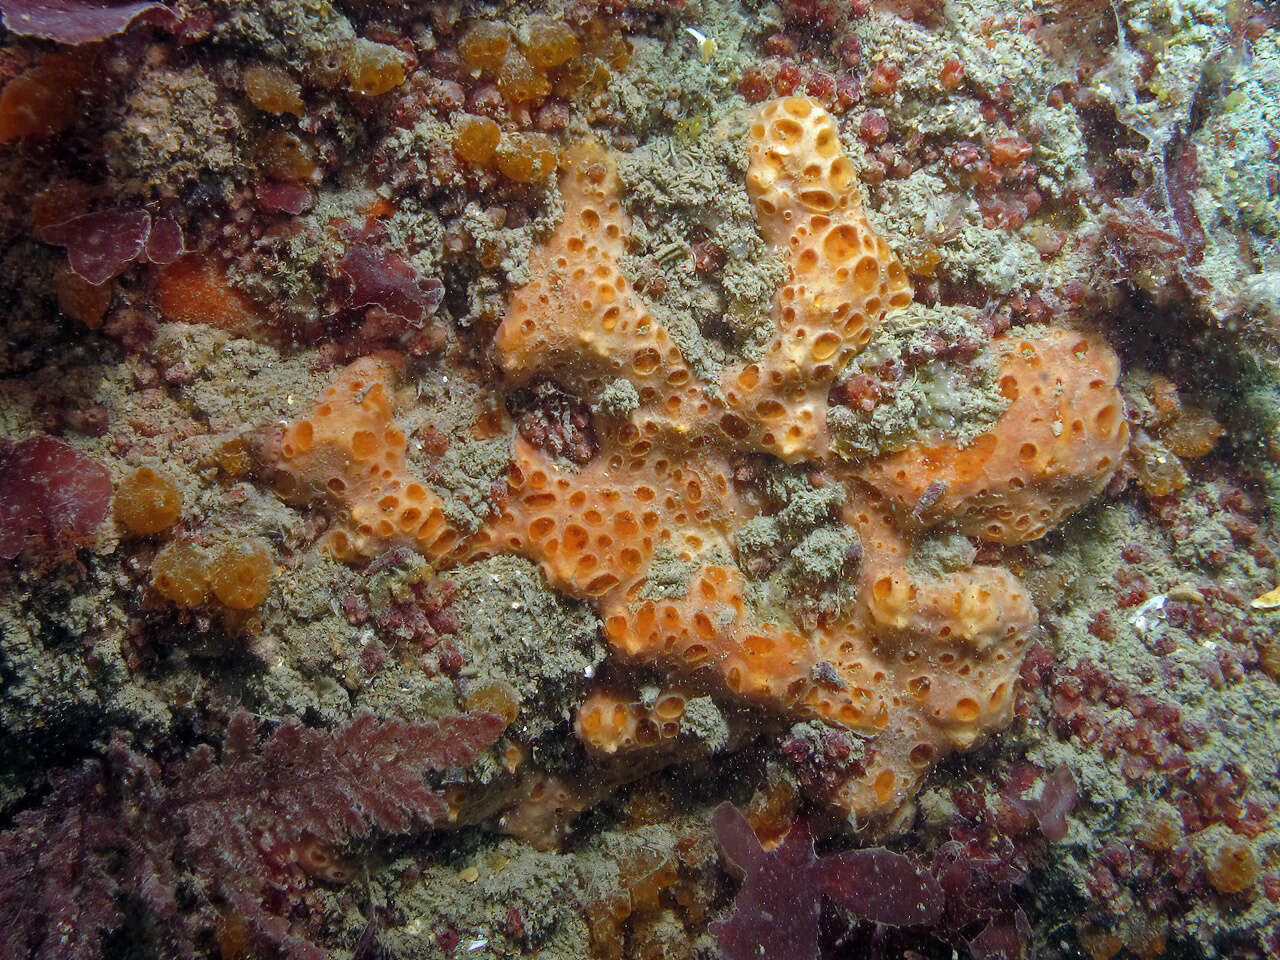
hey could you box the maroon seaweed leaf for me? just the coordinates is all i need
[0,0,177,45]
[338,245,443,323]
[968,911,1033,960]
[710,804,944,960]
[38,209,152,285]
[711,803,823,960]
[259,181,315,215]
[819,847,944,926]
[144,214,184,264]
[0,435,112,559]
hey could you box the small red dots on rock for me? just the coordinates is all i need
[739,66,772,104]
[773,61,801,97]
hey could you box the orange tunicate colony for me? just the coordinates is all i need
[451,18,619,186]
[152,540,211,608]
[341,39,407,97]
[151,538,275,611]
[115,467,184,535]
[267,97,1130,825]
[1127,374,1224,497]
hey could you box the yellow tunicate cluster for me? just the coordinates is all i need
[859,329,1130,544]
[265,354,457,563]
[151,537,275,610]
[268,97,1130,827]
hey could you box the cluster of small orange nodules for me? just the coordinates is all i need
[1128,374,1224,498]
[0,52,90,144]
[584,850,681,960]
[583,832,712,960]
[453,115,558,184]
[458,17,599,105]
[152,537,275,610]
[115,467,184,536]
[308,38,408,98]
[450,17,632,185]
[1077,920,1168,960]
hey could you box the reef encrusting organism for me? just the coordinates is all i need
[268,96,1129,828]
[2,0,1279,957]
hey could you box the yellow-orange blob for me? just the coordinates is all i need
[243,63,303,115]
[522,18,581,70]
[459,21,512,74]
[1205,838,1260,895]
[494,132,557,184]
[453,115,501,167]
[208,539,275,610]
[152,540,211,608]
[115,467,183,535]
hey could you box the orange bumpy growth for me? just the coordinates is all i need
[858,329,1130,544]
[266,355,457,563]
[269,97,1128,825]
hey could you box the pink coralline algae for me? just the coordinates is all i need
[37,208,188,285]
[338,245,445,323]
[0,0,177,45]
[0,435,112,558]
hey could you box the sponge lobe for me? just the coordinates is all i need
[859,328,1130,544]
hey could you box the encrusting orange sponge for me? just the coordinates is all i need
[858,328,1129,544]
[266,97,1130,828]
[264,354,457,563]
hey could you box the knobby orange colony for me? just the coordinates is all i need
[266,97,1132,827]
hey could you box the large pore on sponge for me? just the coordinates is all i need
[856,328,1130,544]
